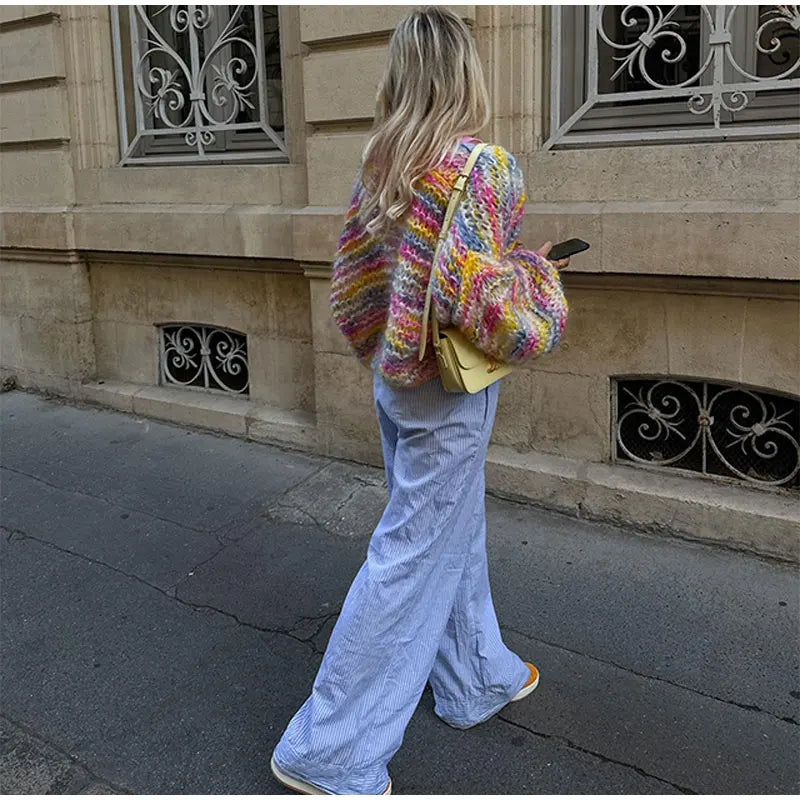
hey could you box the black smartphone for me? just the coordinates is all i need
[547,238,590,261]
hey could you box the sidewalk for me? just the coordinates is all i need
[1,389,798,795]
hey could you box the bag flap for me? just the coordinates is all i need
[441,329,488,370]
[461,361,511,393]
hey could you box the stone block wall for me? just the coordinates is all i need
[1,7,89,392]
[88,261,314,412]
[1,5,798,555]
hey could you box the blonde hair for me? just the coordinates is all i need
[360,6,490,237]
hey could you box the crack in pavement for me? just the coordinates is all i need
[497,714,696,794]
[1,710,131,795]
[350,472,384,487]
[289,609,343,626]
[259,462,331,514]
[288,610,342,646]
[334,486,360,515]
[332,478,383,517]
[0,461,335,599]
[265,499,329,532]
[262,465,387,534]
[2,526,325,656]
[167,511,294,597]
[6,521,795,729]
[4,524,794,790]
[173,597,325,655]
[167,539,235,598]
[500,623,799,727]
[0,464,209,536]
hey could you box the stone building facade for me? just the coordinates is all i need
[1,5,798,559]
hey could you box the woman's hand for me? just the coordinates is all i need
[537,241,570,270]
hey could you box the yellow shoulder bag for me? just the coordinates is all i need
[418,142,513,393]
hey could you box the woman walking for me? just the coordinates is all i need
[271,6,569,795]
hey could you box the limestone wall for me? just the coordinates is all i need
[0,5,798,550]
[88,259,314,412]
[1,7,89,391]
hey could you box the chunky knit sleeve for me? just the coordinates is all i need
[436,144,569,365]
[329,170,383,366]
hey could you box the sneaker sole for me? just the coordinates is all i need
[510,671,540,702]
[270,754,392,795]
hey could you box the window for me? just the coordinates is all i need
[613,377,800,489]
[111,5,287,165]
[547,5,800,147]
[159,323,249,395]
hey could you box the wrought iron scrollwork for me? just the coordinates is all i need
[159,324,249,395]
[615,378,800,488]
[598,5,710,91]
[547,5,800,146]
[112,5,286,163]
[601,5,799,118]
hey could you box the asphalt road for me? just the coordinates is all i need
[1,389,798,794]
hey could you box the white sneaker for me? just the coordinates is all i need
[510,661,540,702]
[270,754,392,795]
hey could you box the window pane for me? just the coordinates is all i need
[112,5,287,164]
[597,6,704,95]
[756,4,800,79]
[548,4,800,147]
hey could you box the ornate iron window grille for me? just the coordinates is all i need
[547,5,800,148]
[111,5,287,165]
[158,324,249,395]
[613,378,800,489]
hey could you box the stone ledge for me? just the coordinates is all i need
[3,204,798,281]
[486,444,800,563]
[77,380,317,451]
[0,8,59,31]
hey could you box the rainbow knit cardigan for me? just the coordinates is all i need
[330,137,569,389]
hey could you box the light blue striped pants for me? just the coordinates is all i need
[272,370,530,794]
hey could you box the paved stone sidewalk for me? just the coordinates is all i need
[1,390,798,794]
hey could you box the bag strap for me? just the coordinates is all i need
[418,141,486,362]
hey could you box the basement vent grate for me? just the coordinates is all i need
[158,323,249,395]
[613,378,799,489]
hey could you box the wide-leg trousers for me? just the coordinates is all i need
[272,369,530,794]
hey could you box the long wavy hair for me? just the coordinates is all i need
[359,6,491,237]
